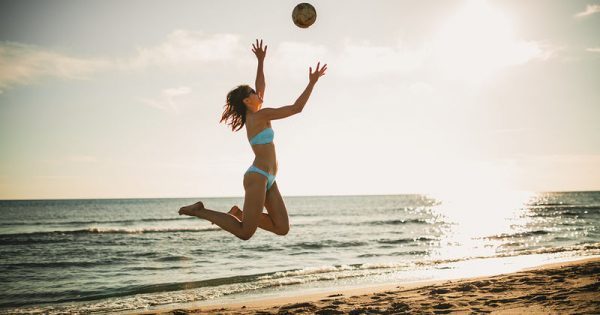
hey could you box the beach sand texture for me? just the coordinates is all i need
[156,258,600,315]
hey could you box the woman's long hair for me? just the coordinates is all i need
[220,85,253,131]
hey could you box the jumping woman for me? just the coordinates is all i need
[178,39,327,240]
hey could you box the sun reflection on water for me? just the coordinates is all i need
[429,190,536,260]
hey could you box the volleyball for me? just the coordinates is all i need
[292,3,317,28]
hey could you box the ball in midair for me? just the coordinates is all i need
[292,3,317,28]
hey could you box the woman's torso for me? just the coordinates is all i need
[245,114,277,175]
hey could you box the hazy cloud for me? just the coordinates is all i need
[119,30,241,69]
[586,47,600,52]
[574,4,600,18]
[164,86,192,97]
[0,42,111,89]
[0,31,241,90]
[139,86,192,114]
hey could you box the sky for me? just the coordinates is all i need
[0,0,599,199]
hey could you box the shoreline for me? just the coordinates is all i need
[141,256,600,314]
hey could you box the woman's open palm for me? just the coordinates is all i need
[252,39,267,61]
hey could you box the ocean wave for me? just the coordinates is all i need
[512,243,600,255]
[0,237,67,246]
[1,259,128,270]
[390,250,430,256]
[482,229,551,240]
[526,204,600,211]
[357,253,380,258]
[377,237,437,245]
[526,210,597,219]
[154,255,193,262]
[0,261,414,311]
[0,272,262,308]
[527,202,575,206]
[241,245,285,252]
[290,240,369,250]
[0,217,194,227]
[0,226,219,240]
[243,243,600,284]
[3,242,599,313]
[527,211,582,218]
[257,265,356,280]
[417,242,600,267]
[366,218,429,225]
[83,226,218,234]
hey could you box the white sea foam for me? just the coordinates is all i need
[85,226,219,234]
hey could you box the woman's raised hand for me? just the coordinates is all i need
[309,62,328,84]
[252,39,267,61]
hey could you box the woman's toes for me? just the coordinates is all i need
[178,201,204,216]
[178,206,193,216]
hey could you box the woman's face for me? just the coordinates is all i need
[243,89,263,110]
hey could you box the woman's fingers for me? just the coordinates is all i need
[313,62,327,75]
[321,64,328,74]
[252,39,267,56]
[309,62,328,77]
[254,39,265,50]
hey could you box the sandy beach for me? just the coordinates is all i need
[149,257,600,315]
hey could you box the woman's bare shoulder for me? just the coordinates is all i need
[247,110,271,127]
[246,112,269,134]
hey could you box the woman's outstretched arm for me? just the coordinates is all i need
[252,39,267,99]
[292,62,328,113]
[256,62,327,121]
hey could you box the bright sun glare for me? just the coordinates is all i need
[434,0,541,83]
[430,190,535,260]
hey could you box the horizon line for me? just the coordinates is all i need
[2,189,600,202]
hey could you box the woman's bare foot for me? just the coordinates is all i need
[178,201,205,217]
[228,205,243,221]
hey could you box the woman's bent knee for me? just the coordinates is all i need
[238,228,257,240]
[275,225,290,236]
[239,234,253,241]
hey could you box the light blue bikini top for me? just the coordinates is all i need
[249,127,274,145]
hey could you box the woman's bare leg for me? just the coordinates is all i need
[179,202,244,236]
[227,182,289,235]
[178,173,266,240]
[264,182,290,235]
[228,205,278,232]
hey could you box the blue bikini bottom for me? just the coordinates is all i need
[246,165,275,190]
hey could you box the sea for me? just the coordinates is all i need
[1,191,599,314]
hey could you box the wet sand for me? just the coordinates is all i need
[147,257,600,314]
